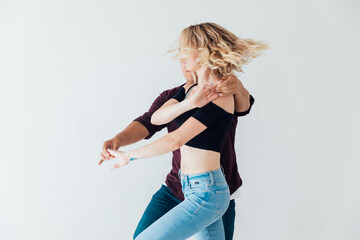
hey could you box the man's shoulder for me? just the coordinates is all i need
[158,83,186,98]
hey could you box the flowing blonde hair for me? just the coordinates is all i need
[166,22,269,79]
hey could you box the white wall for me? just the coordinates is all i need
[0,0,359,239]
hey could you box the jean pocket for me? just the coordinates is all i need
[188,180,209,193]
[188,190,210,215]
[215,187,230,216]
[189,184,208,193]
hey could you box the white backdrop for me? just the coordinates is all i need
[1,0,359,239]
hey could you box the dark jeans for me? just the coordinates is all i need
[133,184,236,240]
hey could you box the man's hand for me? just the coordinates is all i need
[215,75,243,96]
[186,83,219,108]
[98,137,121,165]
[216,75,251,112]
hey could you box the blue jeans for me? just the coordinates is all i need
[134,168,231,240]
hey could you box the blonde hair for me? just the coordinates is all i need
[166,22,269,79]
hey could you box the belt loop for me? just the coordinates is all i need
[220,165,225,177]
[209,171,214,185]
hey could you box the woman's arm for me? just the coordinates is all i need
[99,121,150,165]
[108,96,233,168]
[107,117,207,168]
[150,98,195,125]
[151,83,219,125]
[129,117,207,159]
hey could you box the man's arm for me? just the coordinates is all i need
[108,117,207,168]
[216,75,254,116]
[99,88,175,165]
[234,85,251,113]
[114,121,150,147]
[99,121,149,165]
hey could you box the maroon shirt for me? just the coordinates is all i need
[133,83,255,201]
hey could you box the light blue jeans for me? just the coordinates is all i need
[135,167,230,240]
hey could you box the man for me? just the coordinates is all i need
[99,61,255,239]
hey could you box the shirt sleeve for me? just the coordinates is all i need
[234,94,255,117]
[190,102,227,127]
[132,91,169,140]
[171,87,185,102]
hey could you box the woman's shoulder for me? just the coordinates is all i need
[210,94,234,114]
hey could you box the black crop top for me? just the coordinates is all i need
[171,83,234,153]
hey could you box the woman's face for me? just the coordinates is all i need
[179,60,195,81]
[182,49,199,73]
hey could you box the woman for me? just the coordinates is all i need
[107,22,267,239]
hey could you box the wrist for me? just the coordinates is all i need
[127,151,138,161]
[234,88,241,97]
[183,98,196,109]
[236,85,249,98]
[113,135,123,145]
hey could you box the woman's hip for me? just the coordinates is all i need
[179,167,230,216]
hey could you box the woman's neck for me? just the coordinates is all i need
[183,78,196,92]
[184,72,198,87]
[196,67,217,85]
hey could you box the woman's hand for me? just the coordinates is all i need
[107,149,131,169]
[186,83,219,108]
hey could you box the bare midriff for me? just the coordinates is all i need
[180,145,221,174]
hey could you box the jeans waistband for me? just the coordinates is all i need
[178,166,225,184]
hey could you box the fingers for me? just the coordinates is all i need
[101,143,111,159]
[98,156,115,166]
[220,74,237,84]
[194,84,216,100]
[112,163,121,169]
[216,81,228,90]
[216,81,237,95]
[99,152,106,165]
[99,145,116,166]
[107,149,121,157]
[99,152,112,165]
[111,161,129,169]
[214,80,224,90]
[207,91,219,101]
[107,149,116,155]
[220,75,230,81]
[112,162,124,169]
[217,75,241,95]
[199,83,216,94]
[100,152,107,159]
